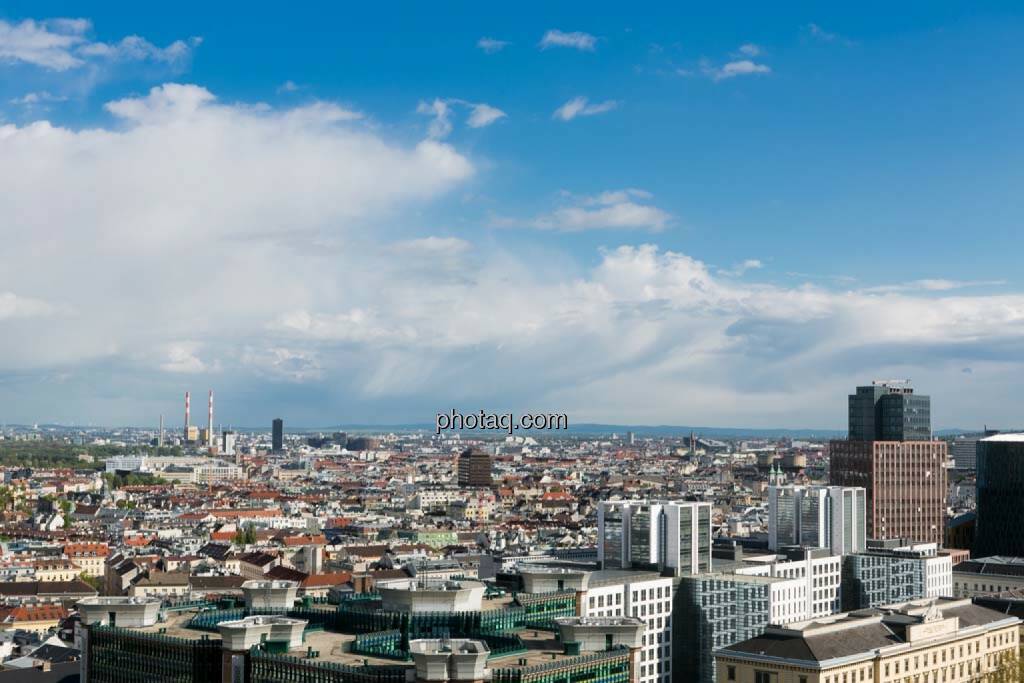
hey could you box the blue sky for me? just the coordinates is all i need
[0,2,1023,429]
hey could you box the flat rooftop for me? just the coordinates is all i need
[121,611,607,670]
[981,433,1024,442]
[482,594,516,611]
[489,629,599,670]
[586,569,664,587]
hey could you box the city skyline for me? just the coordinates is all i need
[2,3,1024,427]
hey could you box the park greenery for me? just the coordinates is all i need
[0,440,182,471]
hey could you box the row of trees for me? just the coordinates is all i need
[0,441,186,471]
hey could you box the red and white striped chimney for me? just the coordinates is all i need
[208,390,214,447]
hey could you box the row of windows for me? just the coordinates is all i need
[729,648,1016,683]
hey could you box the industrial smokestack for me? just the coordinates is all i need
[184,391,191,440]
[208,390,214,447]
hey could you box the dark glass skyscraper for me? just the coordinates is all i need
[272,418,283,453]
[848,380,931,440]
[974,434,1024,558]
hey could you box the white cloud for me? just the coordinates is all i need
[9,90,68,107]
[256,242,1024,426]
[477,37,509,54]
[76,35,199,64]
[539,30,597,51]
[805,23,855,46]
[0,292,54,320]
[391,236,472,254]
[417,98,453,139]
[737,43,762,57]
[553,96,619,121]
[1,81,1023,429]
[702,59,771,81]
[0,83,473,377]
[0,18,87,70]
[418,98,505,137]
[719,259,764,277]
[0,17,198,71]
[277,80,300,93]
[860,279,1006,294]
[159,342,218,374]
[466,102,506,128]
[500,189,671,232]
[240,346,323,382]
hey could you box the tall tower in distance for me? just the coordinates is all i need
[184,391,190,441]
[207,390,214,448]
[272,418,284,453]
[830,380,948,545]
[457,447,492,487]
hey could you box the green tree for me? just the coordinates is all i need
[59,499,73,529]
[233,523,256,545]
[0,486,14,513]
[989,652,1024,683]
[78,572,102,591]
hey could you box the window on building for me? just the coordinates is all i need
[727,665,736,681]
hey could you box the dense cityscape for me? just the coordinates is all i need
[3,4,1023,682]
[0,382,1019,681]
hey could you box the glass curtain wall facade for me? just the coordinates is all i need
[598,501,711,576]
[674,576,771,683]
[841,553,926,610]
[601,505,625,569]
[974,436,1024,558]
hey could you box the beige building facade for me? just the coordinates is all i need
[715,598,1019,683]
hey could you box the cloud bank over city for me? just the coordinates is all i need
[0,9,1022,428]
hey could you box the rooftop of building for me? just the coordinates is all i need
[585,569,667,587]
[79,596,160,606]
[981,433,1024,442]
[554,616,643,627]
[955,556,1024,576]
[717,598,1018,665]
[115,606,613,671]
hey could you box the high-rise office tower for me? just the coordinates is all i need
[272,418,284,453]
[848,379,931,441]
[456,447,492,487]
[831,381,948,545]
[597,500,711,576]
[973,433,1024,558]
[768,485,867,555]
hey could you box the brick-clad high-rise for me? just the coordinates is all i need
[830,381,949,546]
[829,439,947,544]
[457,447,493,487]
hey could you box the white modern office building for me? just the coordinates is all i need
[597,500,711,576]
[579,570,674,683]
[733,548,843,620]
[767,484,867,555]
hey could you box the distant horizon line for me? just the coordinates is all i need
[0,421,993,438]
